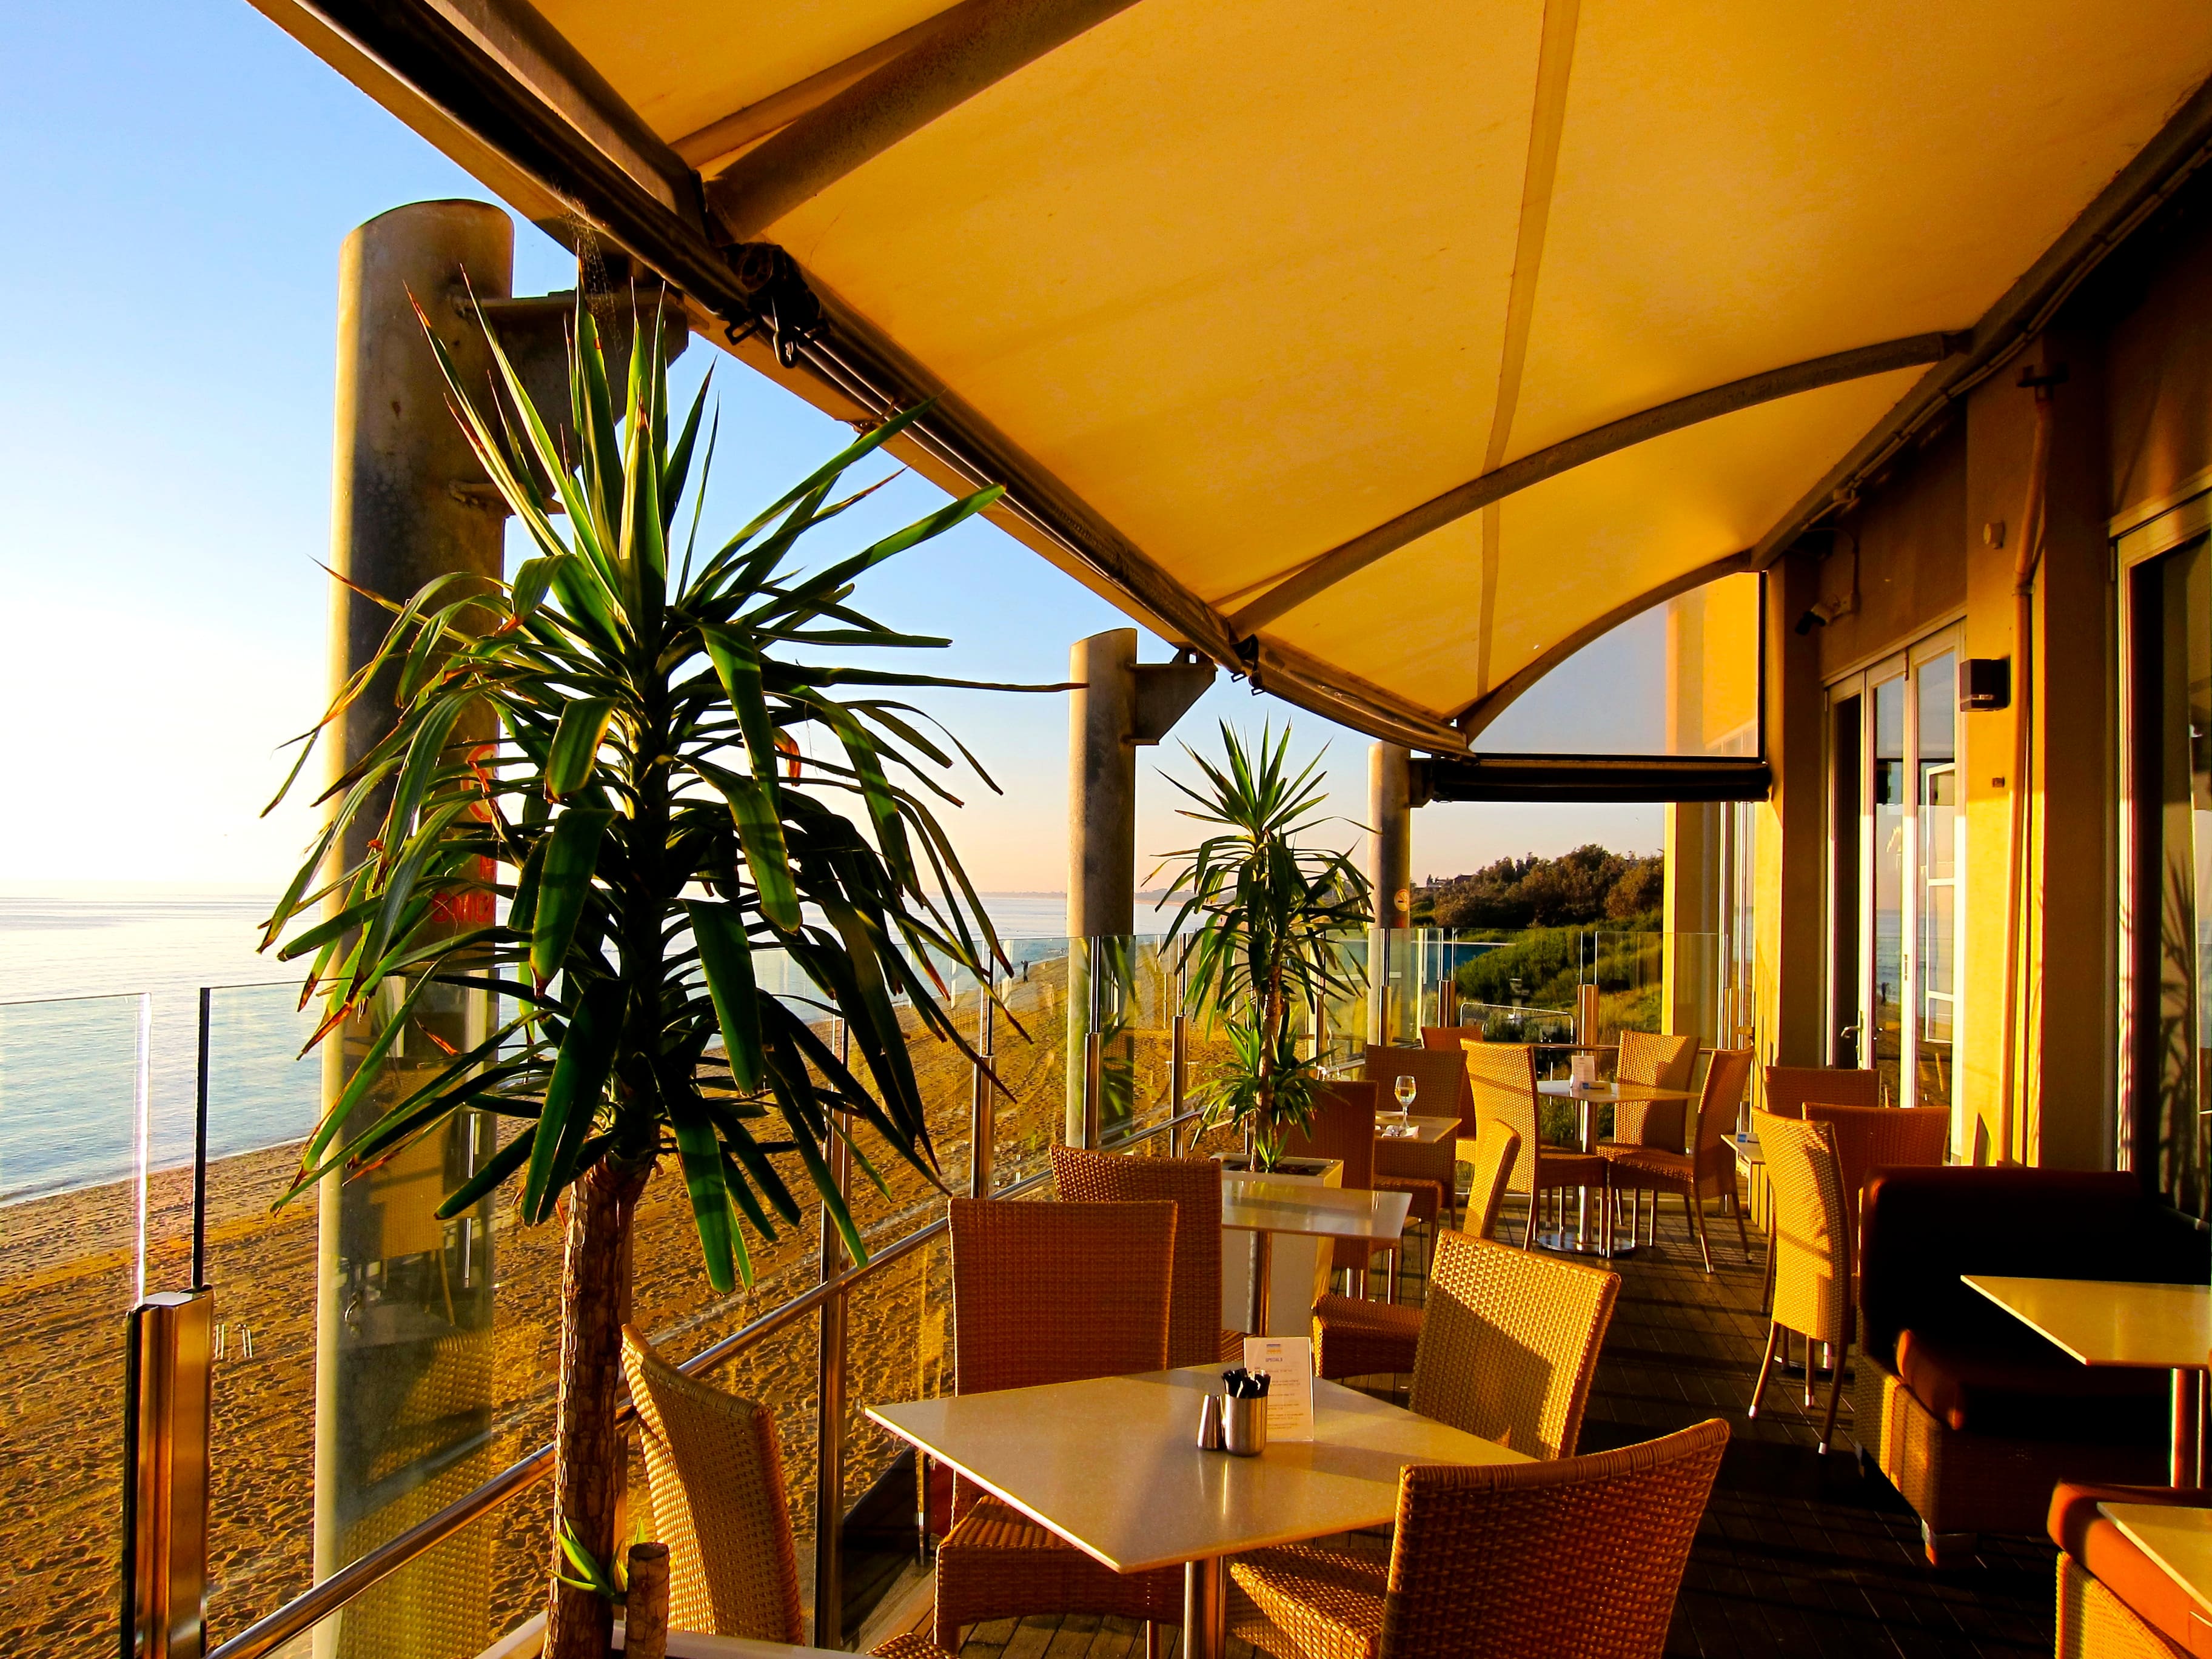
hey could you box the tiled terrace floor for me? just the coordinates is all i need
[939,1193,2058,1659]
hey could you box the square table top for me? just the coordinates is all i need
[1375,1113,1458,1144]
[1219,1182,1412,1241]
[2099,1503,2212,1618]
[1538,1079,1701,1102]
[867,1365,1526,1574]
[1962,1275,2211,1369]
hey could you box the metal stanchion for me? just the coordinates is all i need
[124,1288,215,1659]
[970,985,996,1198]
[813,1022,853,1648]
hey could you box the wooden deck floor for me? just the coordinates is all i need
[929,1196,2059,1659]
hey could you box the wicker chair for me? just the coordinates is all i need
[1800,1102,1949,1233]
[1600,1049,1754,1273]
[1761,1064,1880,1118]
[931,1198,1182,1649]
[619,1327,805,1643]
[1282,1079,1401,1295]
[1228,1418,1730,1659]
[1305,1120,1521,1386]
[1050,1144,1244,1363]
[1312,1228,1616,1460]
[1361,1044,1460,1233]
[1746,1111,1854,1452]
[1607,1030,1698,1147]
[1463,1041,1607,1250]
[1420,1024,1484,1131]
[1465,1118,1521,1242]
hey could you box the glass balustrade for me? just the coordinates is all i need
[0,991,152,1659]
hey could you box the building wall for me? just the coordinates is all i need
[1743,175,2212,1171]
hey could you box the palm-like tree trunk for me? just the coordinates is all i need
[546,1155,652,1659]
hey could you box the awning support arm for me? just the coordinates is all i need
[1227,332,1961,636]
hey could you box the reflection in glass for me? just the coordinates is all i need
[1917,652,1958,1109]
[2137,538,2212,1216]
[1872,676,1906,1107]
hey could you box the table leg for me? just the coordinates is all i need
[1248,1230,1273,1335]
[1184,1557,1227,1659]
[2174,1369,2203,1487]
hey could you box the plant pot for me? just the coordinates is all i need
[1216,1156,1342,1338]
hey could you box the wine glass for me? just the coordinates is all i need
[1393,1075,1416,1128]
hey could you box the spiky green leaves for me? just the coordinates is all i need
[263,287,1039,1299]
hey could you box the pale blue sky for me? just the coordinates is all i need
[0,3,1662,899]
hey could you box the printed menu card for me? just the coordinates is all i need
[1242,1335,1316,1441]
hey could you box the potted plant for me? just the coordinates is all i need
[1156,723,1372,1171]
[264,297,1025,1659]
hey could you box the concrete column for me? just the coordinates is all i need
[1366,744,1413,1041]
[1068,628,1141,941]
[316,201,512,1659]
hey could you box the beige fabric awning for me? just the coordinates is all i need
[251,0,2212,749]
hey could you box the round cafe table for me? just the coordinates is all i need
[1535,1078,1702,1256]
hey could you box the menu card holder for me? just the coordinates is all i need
[1241,1336,1316,1441]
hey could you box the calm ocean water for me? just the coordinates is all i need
[0,890,1173,1204]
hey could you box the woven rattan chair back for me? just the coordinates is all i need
[1282,1079,1378,1188]
[1692,1049,1754,1173]
[1422,1025,1484,1122]
[948,1198,1176,1396]
[1409,1232,1619,1458]
[1467,1118,1521,1241]
[1362,1044,1466,1134]
[1751,1111,1852,1346]
[1461,1043,1541,1196]
[1048,1145,1224,1366]
[1800,1102,1948,1229]
[1761,1064,1880,1119]
[1614,1031,1698,1149]
[620,1326,804,1643]
[1376,1418,1729,1658]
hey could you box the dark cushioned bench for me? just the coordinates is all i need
[1848,1167,2207,1564]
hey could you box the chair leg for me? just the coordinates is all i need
[1818,1341,1849,1453]
[1730,1182,1751,1256]
[1523,1186,1538,1249]
[1748,1321,1784,1419]
[1688,1184,1714,1274]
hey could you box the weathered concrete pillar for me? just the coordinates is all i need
[1065,631,1212,1144]
[1366,744,1413,1041]
[316,200,512,1659]
[1068,629,1141,942]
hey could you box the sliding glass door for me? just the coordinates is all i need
[2125,525,2212,1215]
[1829,632,1962,1110]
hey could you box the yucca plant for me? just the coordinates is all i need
[263,297,1027,1659]
[1156,724,1372,1169]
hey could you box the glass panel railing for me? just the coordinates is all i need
[1366,927,1727,1050]
[198,981,324,1641]
[987,939,1072,1193]
[0,991,152,1659]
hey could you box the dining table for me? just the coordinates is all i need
[1535,1078,1703,1256]
[1373,1111,1458,1145]
[868,1364,1527,1659]
[2097,1502,2212,1638]
[1220,1180,1412,1332]
[1964,1275,2212,1485]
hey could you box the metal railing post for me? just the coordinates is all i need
[193,988,212,1290]
[1078,938,1103,1150]
[970,985,996,1198]
[124,1288,214,1659]
[813,1022,852,1648]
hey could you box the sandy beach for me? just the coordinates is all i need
[0,949,1228,1658]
